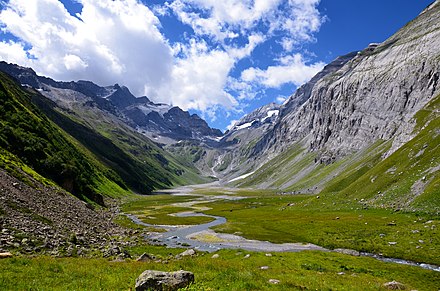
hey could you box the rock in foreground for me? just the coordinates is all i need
[383,281,406,290]
[135,270,194,291]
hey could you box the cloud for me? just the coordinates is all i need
[0,40,30,65]
[0,0,173,97]
[241,54,324,88]
[167,0,323,45]
[158,39,238,111]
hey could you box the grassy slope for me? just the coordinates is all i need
[0,72,126,203]
[329,94,440,213]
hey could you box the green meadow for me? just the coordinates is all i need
[0,249,438,290]
[1,188,438,290]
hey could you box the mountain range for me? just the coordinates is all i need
[0,0,439,216]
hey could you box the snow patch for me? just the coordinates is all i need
[138,104,171,117]
[236,121,255,130]
[228,171,255,183]
[261,110,279,122]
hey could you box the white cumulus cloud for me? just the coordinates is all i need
[159,39,238,111]
[167,0,323,46]
[241,54,324,88]
[0,0,173,97]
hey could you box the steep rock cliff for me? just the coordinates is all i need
[257,2,440,161]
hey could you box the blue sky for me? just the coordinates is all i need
[0,0,433,131]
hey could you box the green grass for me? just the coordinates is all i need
[120,190,439,265]
[190,192,439,265]
[0,250,438,290]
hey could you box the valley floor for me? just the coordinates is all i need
[1,185,439,290]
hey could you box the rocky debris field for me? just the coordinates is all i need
[0,169,135,257]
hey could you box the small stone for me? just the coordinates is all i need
[178,249,196,257]
[383,280,406,290]
[379,233,386,238]
[260,266,269,270]
[265,253,272,257]
[244,254,251,259]
[137,253,155,262]
[0,252,13,259]
[211,254,219,259]
[418,240,424,244]
[337,272,345,275]
[268,279,280,284]
[388,242,397,245]
[335,217,340,220]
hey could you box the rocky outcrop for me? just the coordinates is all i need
[135,270,194,291]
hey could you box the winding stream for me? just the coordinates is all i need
[126,190,440,272]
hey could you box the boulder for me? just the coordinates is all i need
[383,281,406,290]
[135,270,194,291]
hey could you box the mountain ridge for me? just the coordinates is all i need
[0,61,222,145]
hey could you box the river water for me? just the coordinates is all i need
[126,191,440,272]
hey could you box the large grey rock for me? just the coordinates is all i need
[135,270,194,291]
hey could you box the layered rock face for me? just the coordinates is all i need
[257,2,440,160]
